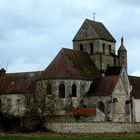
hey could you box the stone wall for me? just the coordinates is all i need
[46,122,140,133]
[73,39,116,72]
[73,39,115,55]
[36,79,92,115]
[134,99,140,122]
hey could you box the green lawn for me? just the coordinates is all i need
[0,136,140,140]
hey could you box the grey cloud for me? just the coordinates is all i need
[0,0,140,74]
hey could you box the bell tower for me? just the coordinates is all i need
[73,19,116,73]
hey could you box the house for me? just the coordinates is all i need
[0,69,41,116]
[0,18,140,122]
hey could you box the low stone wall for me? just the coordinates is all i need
[46,122,140,133]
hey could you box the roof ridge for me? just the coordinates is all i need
[6,71,42,75]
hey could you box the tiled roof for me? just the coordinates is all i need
[105,66,122,76]
[73,19,116,42]
[129,76,140,99]
[118,38,127,52]
[0,71,41,94]
[87,76,119,96]
[41,48,101,80]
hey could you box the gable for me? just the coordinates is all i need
[105,66,131,95]
[73,19,116,42]
[113,78,129,96]
[120,66,131,94]
[73,19,98,41]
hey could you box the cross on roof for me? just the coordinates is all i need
[93,13,96,21]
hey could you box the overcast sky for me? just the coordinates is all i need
[0,0,140,76]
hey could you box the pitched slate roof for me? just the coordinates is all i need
[41,48,101,80]
[105,66,122,76]
[73,19,116,42]
[118,45,127,52]
[0,71,41,94]
[87,76,119,96]
[129,76,140,99]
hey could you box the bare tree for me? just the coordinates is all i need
[24,81,55,130]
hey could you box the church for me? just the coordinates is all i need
[0,18,140,123]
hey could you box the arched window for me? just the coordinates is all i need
[80,44,83,51]
[72,84,77,97]
[98,102,105,113]
[47,83,52,95]
[59,84,65,98]
[90,43,93,55]
[103,43,105,55]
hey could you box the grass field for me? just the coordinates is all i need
[0,136,140,140]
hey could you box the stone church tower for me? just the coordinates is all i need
[73,19,127,73]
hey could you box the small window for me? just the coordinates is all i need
[72,84,77,97]
[103,43,105,55]
[122,71,125,79]
[37,81,41,86]
[59,84,65,98]
[122,56,125,63]
[90,43,93,55]
[16,99,21,106]
[26,95,31,106]
[47,83,52,95]
[109,45,111,54]
[80,44,83,51]
[98,101,105,113]
[7,99,12,109]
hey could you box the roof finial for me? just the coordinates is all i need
[121,37,124,46]
[93,13,96,21]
